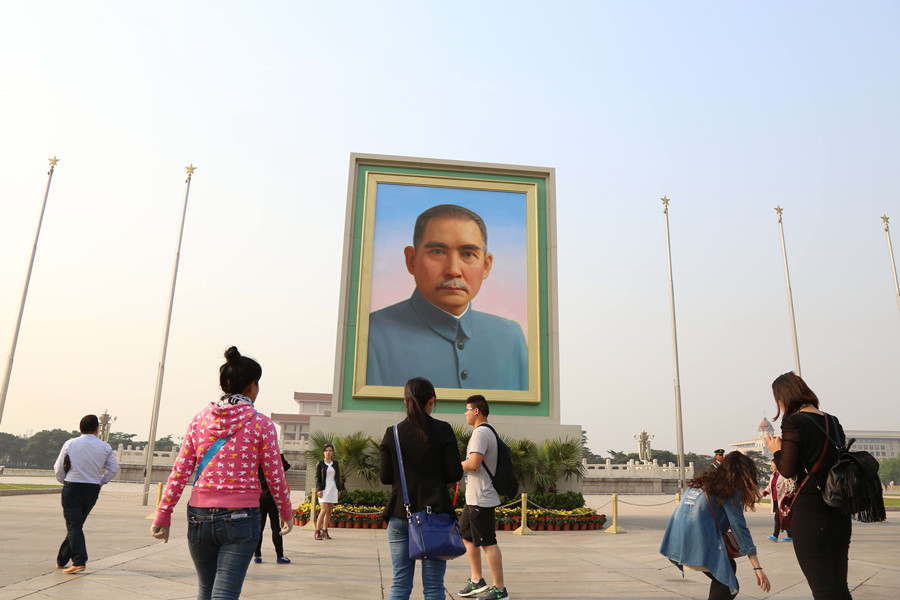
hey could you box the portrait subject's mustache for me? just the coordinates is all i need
[436,279,469,291]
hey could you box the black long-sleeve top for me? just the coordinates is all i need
[380,415,463,520]
[315,459,344,492]
[774,411,846,497]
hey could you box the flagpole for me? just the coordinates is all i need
[142,164,196,506]
[883,215,900,317]
[662,197,686,491]
[775,206,801,376]
[0,157,60,426]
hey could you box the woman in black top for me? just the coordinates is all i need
[764,372,852,600]
[380,377,463,600]
[314,444,344,540]
[254,454,291,563]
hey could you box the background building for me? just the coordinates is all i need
[729,417,900,461]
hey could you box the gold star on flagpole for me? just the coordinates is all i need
[185,164,196,175]
[883,215,891,231]
[48,156,59,167]
[775,206,783,222]
[661,196,670,212]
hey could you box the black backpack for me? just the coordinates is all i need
[478,423,519,498]
[803,413,886,523]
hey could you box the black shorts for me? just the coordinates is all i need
[459,505,497,547]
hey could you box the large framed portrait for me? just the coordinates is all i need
[334,154,558,419]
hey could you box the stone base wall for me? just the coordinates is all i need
[582,477,682,494]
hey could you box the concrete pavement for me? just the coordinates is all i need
[1,478,898,599]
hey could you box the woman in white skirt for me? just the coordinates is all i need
[314,443,343,539]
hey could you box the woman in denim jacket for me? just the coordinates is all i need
[660,451,771,599]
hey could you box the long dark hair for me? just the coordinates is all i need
[689,451,759,511]
[404,377,435,441]
[771,371,819,420]
[219,346,262,397]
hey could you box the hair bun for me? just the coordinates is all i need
[224,346,242,363]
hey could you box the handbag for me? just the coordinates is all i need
[393,424,466,561]
[705,490,743,559]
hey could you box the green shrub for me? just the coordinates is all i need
[340,488,390,506]
[527,491,585,510]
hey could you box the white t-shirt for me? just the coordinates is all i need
[464,425,501,507]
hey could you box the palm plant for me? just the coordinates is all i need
[308,431,380,488]
[452,423,472,460]
[530,437,585,494]
[508,438,538,489]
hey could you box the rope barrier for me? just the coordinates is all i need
[616,498,677,507]
[523,498,601,516]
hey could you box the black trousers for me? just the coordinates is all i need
[254,493,284,558]
[57,482,100,567]
[704,558,737,600]
[773,512,792,538]
[791,492,852,599]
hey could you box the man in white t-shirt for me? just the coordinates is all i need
[458,395,509,600]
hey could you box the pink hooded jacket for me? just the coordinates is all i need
[153,400,292,528]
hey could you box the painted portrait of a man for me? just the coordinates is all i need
[366,202,528,389]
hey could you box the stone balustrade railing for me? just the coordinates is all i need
[583,459,694,480]
[112,438,309,466]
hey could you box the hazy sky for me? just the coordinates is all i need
[2,2,899,457]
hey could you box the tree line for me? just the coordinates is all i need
[0,430,177,469]
[9,427,890,486]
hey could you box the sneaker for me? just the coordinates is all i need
[459,578,489,597]
[477,586,509,600]
[253,556,262,564]
[767,535,778,542]
[276,556,291,564]
[781,536,793,542]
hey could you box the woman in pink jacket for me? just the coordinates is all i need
[151,347,293,600]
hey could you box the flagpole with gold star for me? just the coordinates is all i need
[0,157,60,426]
[661,196,686,492]
[776,206,802,376]
[883,215,900,317]
[142,164,196,505]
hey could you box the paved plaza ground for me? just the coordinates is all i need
[1,478,898,599]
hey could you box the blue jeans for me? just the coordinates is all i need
[187,506,260,600]
[387,516,447,600]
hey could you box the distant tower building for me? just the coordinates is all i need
[729,416,774,458]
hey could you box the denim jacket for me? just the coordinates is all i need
[659,487,757,594]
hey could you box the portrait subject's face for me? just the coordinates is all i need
[404,217,493,316]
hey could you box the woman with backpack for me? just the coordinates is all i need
[764,372,852,600]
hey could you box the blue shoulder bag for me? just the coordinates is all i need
[393,424,465,561]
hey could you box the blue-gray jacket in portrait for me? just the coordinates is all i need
[659,487,758,595]
[366,289,528,390]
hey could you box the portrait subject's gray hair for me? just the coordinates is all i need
[412,204,488,250]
